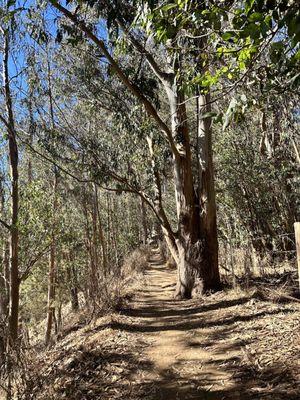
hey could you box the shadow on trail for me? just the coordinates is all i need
[116,251,300,400]
[131,361,299,400]
[121,296,252,318]
[27,250,299,400]
[118,305,294,333]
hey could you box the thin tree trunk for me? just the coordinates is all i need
[106,193,112,264]
[0,242,9,359]
[45,43,59,345]
[92,189,100,278]
[27,94,35,183]
[2,27,20,344]
[94,185,108,277]
[66,251,79,311]
[83,194,99,300]
[140,197,148,245]
[70,268,79,312]
[0,180,9,321]
[0,243,9,317]
[45,172,58,346]
[111,197,119,268]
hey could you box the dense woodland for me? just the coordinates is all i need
[0,0,299,399]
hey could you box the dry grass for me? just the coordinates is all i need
[122,245,151,275]
[15,250,300,400]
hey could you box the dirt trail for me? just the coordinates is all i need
[126,249,237,399]
[122,248,300,400]
[30,248,299,400]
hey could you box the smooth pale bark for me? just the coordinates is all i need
[27,94,35,183]
[111,197,119,268]
[0,242,9,358]
[0,152,9,363]
[291,138,300,165]
[106,193,112,264]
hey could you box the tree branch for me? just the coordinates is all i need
[20,243,51,282]
[17,133,167,226]
[116,17,172,84]
[48,0,179,158]
[0,218,10,230]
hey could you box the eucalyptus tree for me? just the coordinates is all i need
[0,1,21,344]
[44,0,300,298]
[46,0,219,299]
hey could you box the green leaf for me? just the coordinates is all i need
[249,12,263,22]
[222,31,234,41]
[160,3,177,12]
[245,0,255,14]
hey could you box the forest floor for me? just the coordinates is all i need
[29,249,300,400]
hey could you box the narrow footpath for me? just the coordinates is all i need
[120,249,300,400]
[33,248,300,400]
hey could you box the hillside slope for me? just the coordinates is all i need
[27,250,300,400]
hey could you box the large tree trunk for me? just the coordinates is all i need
[197,93,221,291]
[164,80,198,298]
[164,81,220,299]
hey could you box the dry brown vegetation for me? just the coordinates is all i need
[3,248,299,400]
